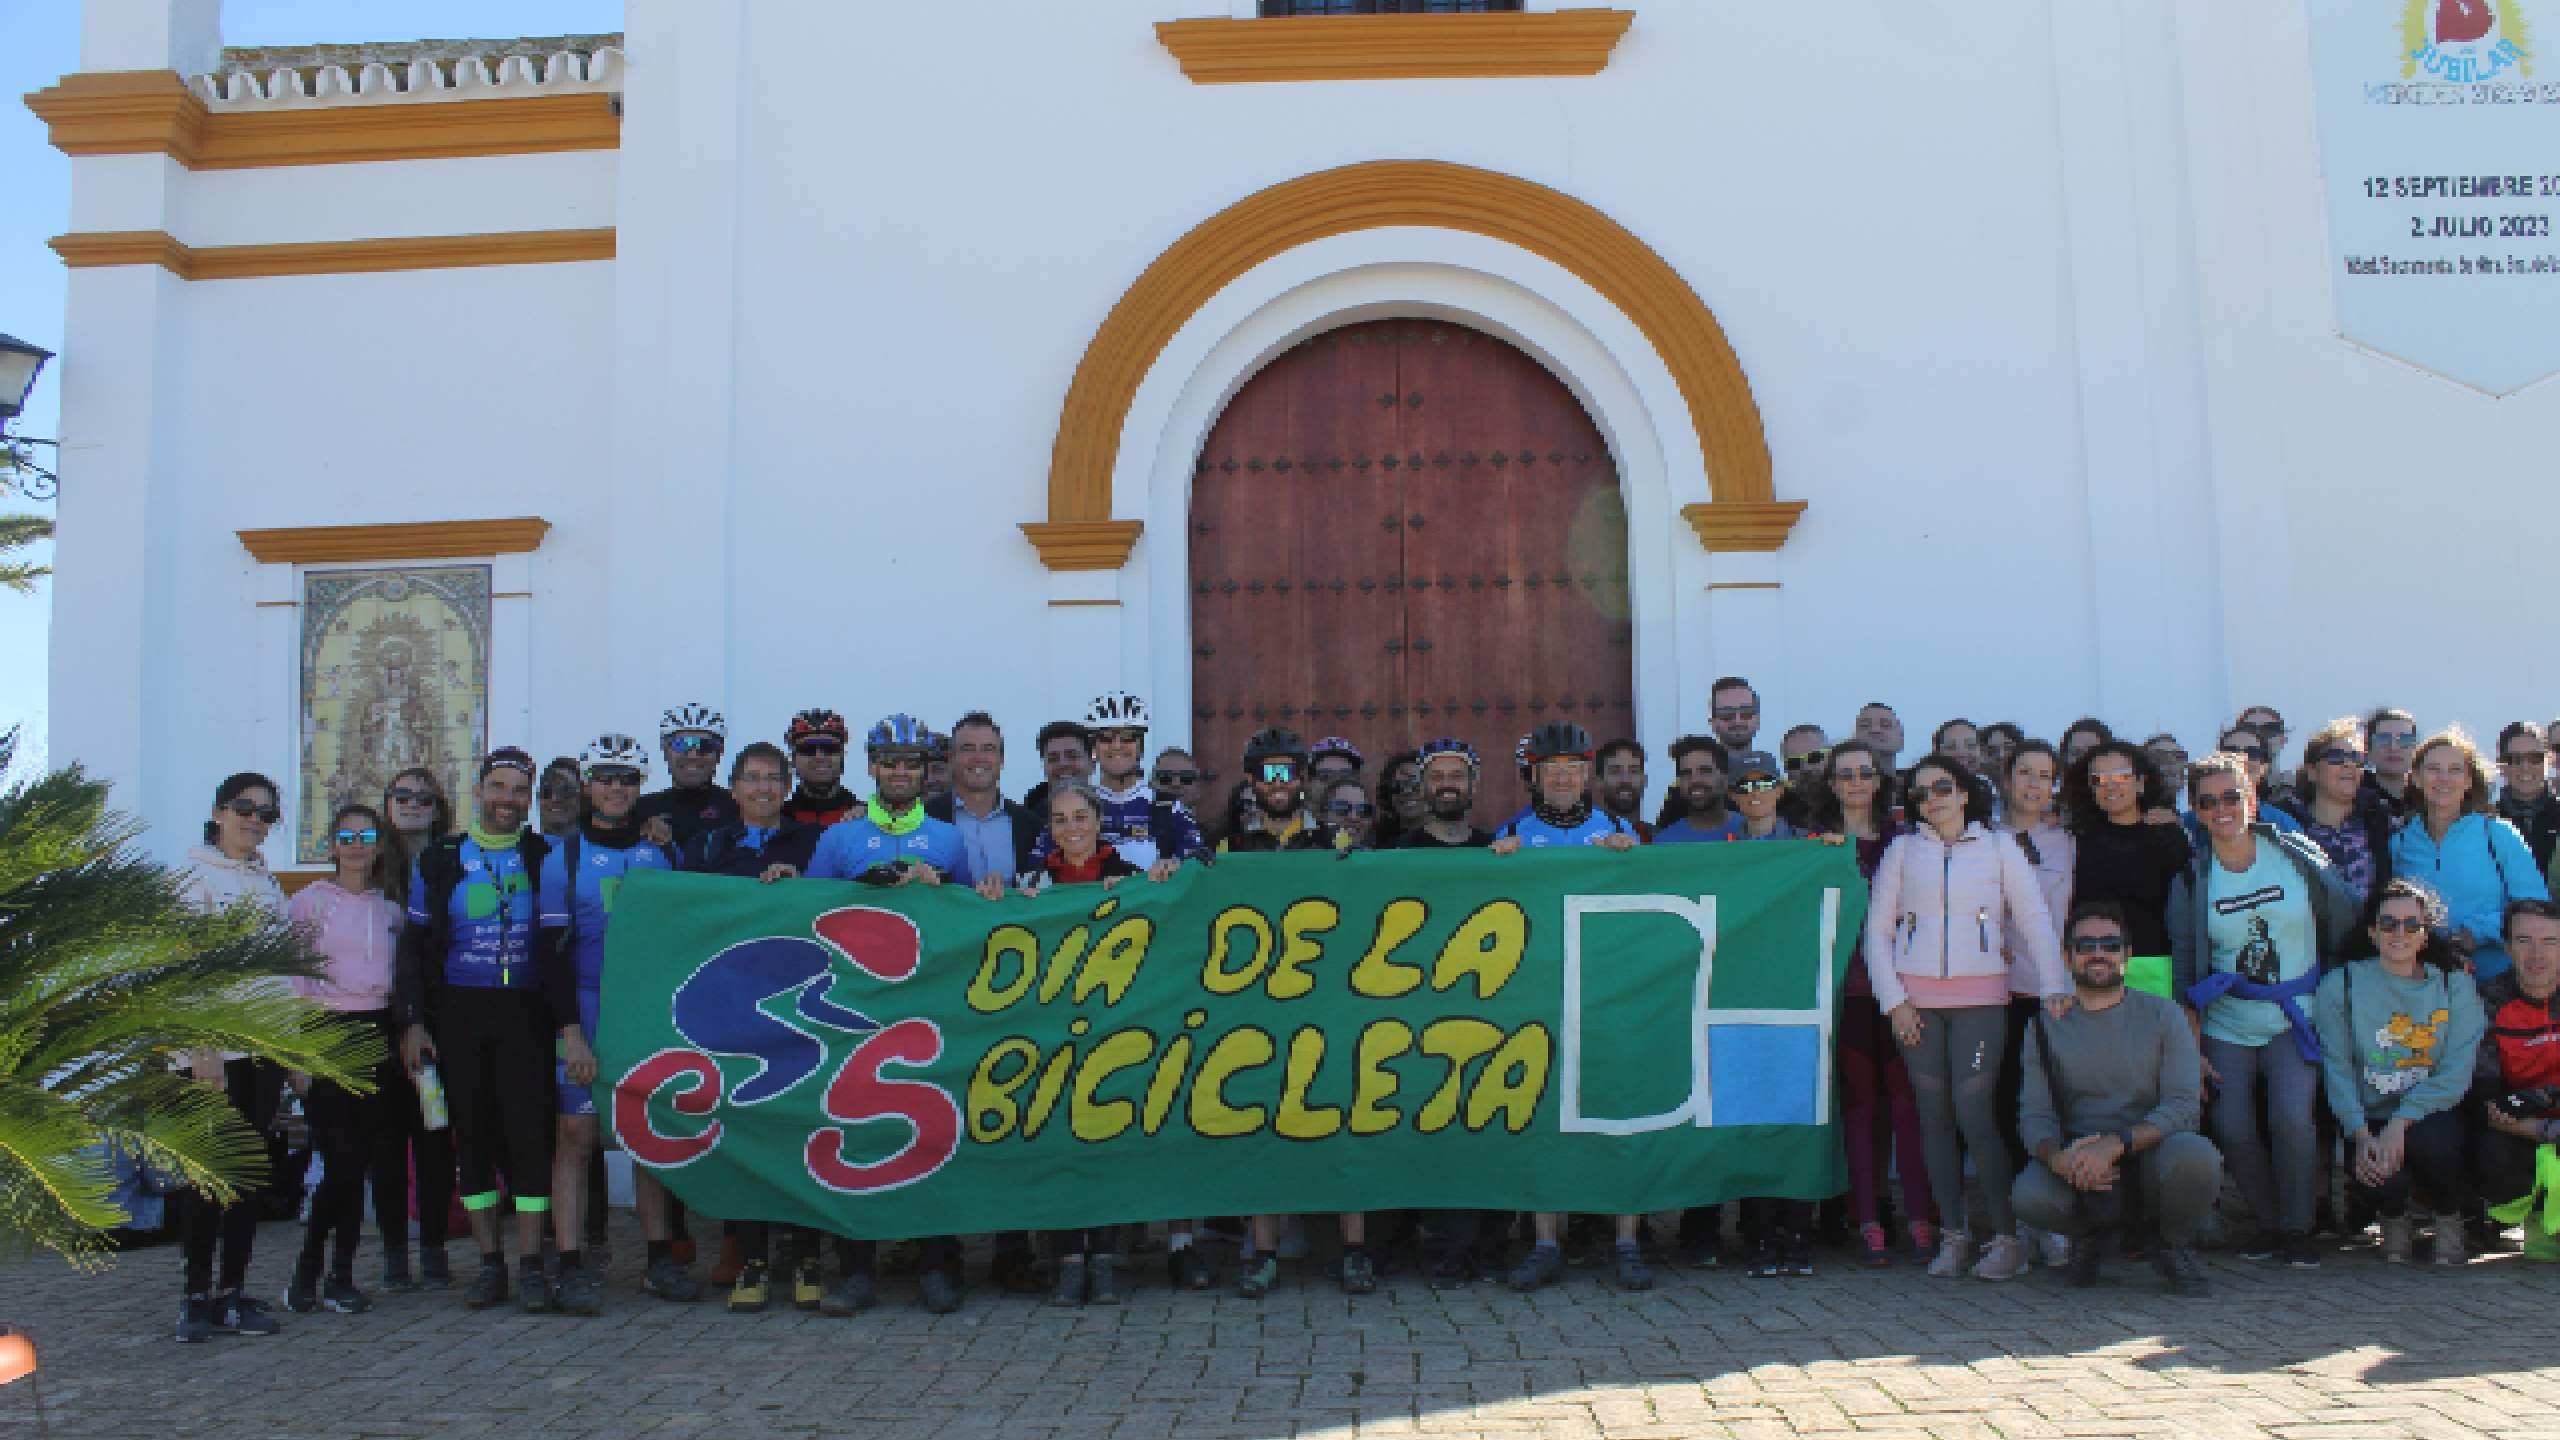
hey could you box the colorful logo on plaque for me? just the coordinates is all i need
[2402,0,2536,81]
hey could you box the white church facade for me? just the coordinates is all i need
[29,0,2560,871]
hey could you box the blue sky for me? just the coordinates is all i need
[0,0,622,771]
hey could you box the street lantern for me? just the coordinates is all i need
[0,335,50,422]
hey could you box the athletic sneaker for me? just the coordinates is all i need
[919,1267,964,1315]
[2238,1230,2282,1263]
[793,1259,825,1311]
[1051,1258,1087,1307]
[1614,1244,1655,1292]
[1857,1223,1893,1268]
[642,1256,702,1302]
[823,1272,878,1316]
[419,1246,453,1289]
[2380,1215,2415,1264]
[283,1255,322,1313]
[1167,1245,1213,1292]
[1780,1247,1814,1277]
[1428,1253,1475,1289]
[462,1258,509,1309]
[555,1264,602,1317]
[379,1249,418,1294]
[2280,1231,2322,1270]
[1926,1231,1974,1278]
[1235,1255,1280,1299]
[517,1261,556,1314]
[2066,1236,2105,1289]
[1339,1250,1378,1295]
[1970,1234,2028,1282]
[2032,1228,2071,1269]
[2430,1214,2468,1267]
[212,1293,281,1336]
[174,1294,214,1344]
[2153,1244,2211,1298]
[1746,1247,1785,1279]
[1506,1245,1564,1293]
[1088,1255,1121,1306]
[1905,1221,1938,1265]
[320,1274,373,1314]
[729,1258,771,1314]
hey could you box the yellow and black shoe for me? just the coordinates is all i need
[792,1258,825,1312]
[728,1259,770,1314]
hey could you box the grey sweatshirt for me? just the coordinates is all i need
[2016,989,2202,1155]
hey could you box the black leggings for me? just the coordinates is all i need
[433,986,555,1221]
[370,1047,452,1252]
[728,1220,824,1266]
[299,1010,397,1274]
[182,1058,283,1295]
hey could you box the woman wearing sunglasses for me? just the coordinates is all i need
[371,766,457,1292]
[2390,729,2549,983]
[2271,717,2396,926]
[1864,753,2067,1282]
[1814,741,1937,1268]
[2064,741,2191,999]
[281,803,408,1317]
[2167,753,2359,1270]
[2314,878,2486,1264]
[171,772,292,1342]
[2179,727,2305,851]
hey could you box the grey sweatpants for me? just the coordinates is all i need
[1904,1005,2014,1234]
[2013,1132,2225,1244]
[2201,1034,2320,1235]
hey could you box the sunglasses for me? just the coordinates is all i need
[1258,762,1300,784]
[1711,705,1759,721]
[2375,732,2419,749]
[2089,770,2139,786]
[538,779,581,801]
[1785,748,1830,771]
[1734,777,1782,794]
[2069,935,2127,955]
[1387,776,1421,795]
[1328,801,1376,818]
[1907,777,1959,800]
[333,827,381,846]
[1830,765,1878,783]
[225,798,281,824]
[588,769,644,787]
[1154,769,1200,787]
[1095,729,1145,746]
[795,740,844,757]
[666,734,724,757]
[2222,744,2266,762]
[875,756,926,773]
[388,787,437,806]
[2315,748,2365,768]
[2372,914,2428,935]
[2192,788,2249,812]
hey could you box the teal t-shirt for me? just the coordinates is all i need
[2200,844,2319,1047]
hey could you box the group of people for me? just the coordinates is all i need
[160,679,2560,1341]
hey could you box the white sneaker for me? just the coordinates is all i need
[2033,1227,2072,1269]
[2380,1215,2415,1264]
[1926,1231,1974,1278]
[1970,1233,2029,1282]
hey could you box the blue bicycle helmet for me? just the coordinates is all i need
[865,713,932,758]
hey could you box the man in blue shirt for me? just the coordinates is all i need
[1655,735,1746,843]
[925,711,1043,890]
[807,715,967,884]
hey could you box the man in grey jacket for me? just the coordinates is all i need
[2013,902,2224,1297]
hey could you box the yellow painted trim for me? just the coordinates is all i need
[1035,159,1788,570]
[1683,500,1807,553]
[25,70,618,168]
[52,228,615,279]
[237,517,551,564]
[1154,10,1633,84]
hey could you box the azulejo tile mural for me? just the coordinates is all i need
[297,566,491,863]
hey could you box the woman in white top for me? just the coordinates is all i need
[171,772,292,1343]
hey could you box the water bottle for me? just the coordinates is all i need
[415,1061,451,1132]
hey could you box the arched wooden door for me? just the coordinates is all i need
[1188,318,1634,824]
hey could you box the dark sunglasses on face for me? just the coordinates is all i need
[2070,935,2127,955]
[1734,777,1782,794]
[875,756,926,774]
[2373,914,2428,935]
[1328,801,1376,819]
[795,740,844,757]
[1154,770,1200,787]
[1907,777,1959,800]
[666,734,723,757]
[334,828,380,846]
[2223,744,2265,762]
[1785,748,1830,771]
[1095,729,1144,746]
[1258,762,1299,784]
[589,769,644,787]
[2316,748,2365,768]
[1831,766,1878,783]
[226,798,281,824]
[2375,732,2419,749]
[389,787,436,806]
[2090,770,2137,787]
[1712,705,1758,721]
[1387,776,1421,795]
[2192,788,2248,812]
[538,780,580,800]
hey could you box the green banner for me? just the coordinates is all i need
[598,844,1866,1239]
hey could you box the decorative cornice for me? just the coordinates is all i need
[1681,500,1807,553]
[52,228,615,280]
[1037,160,1786,570]
[1155,10,1633,84]
[237,517,551,565]
[26,56,621,168]
[1020,520,1146,572]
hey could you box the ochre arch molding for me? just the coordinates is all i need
[1022,159,1800,572]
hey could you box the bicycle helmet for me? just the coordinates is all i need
[923,725,949,760]
[1310,736,1365,770]
[1085,691,1151,731]
[785,708,848,747]
[1524,721,1596,765]
[1417,736,1482,775]
[865,713,933,758]
[659,703,727,741]
[580,732,652,778]
[1243,727,1309,765]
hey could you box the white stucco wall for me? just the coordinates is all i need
[44,0,2560,866]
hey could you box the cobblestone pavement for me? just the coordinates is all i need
[6,1218,2560,1439]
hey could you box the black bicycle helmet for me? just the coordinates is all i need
[1243,727,1309,765]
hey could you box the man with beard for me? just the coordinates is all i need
[782,709,859,826]
[1653,736,1744,843]
[1401,738,1494,850]
[1219,728,1331,854]
[1710,676,1762,752]
[1594,739,1655,840]
[2012,903,2220,1297]
[1778,724,1828,828]
[634,703,739,849]
[1029,692,1203,879]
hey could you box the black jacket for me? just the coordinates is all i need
[683,818,822,878]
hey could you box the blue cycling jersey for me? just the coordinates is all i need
[538,830,680,1007]
[408,837,538,990]
[807,809,967,881]
[1494,809,1633,848]
[1030,781,1207,870]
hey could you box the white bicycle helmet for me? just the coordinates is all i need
[580,732,652,778]
[1084,691,1151,731]
[659,703,727,741]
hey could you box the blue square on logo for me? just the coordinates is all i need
[1706,1025,1818,1126]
